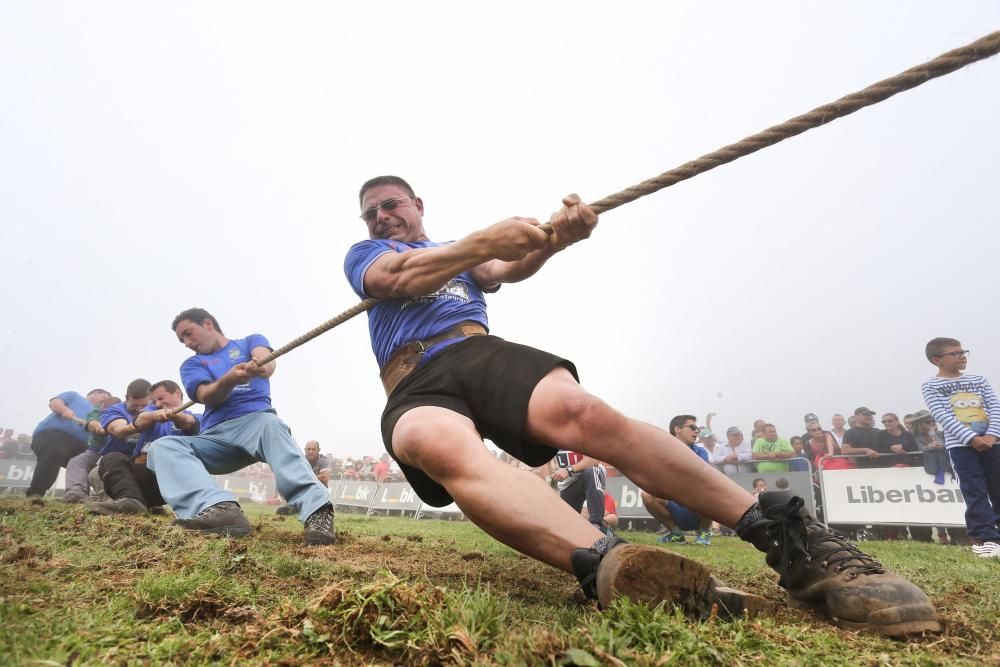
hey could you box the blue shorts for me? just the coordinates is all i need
[666,500,702,531]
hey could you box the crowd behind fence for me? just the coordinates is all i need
[0,450,965,535]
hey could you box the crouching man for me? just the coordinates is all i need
[148,308,335,545]
[88,380,198,515]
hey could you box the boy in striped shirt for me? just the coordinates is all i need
[921,337,1000,558]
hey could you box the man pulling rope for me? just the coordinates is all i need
[342,176,940,636]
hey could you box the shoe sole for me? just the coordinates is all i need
[304,529,336,546]
[86,502,146,516]
[173,523,252,538]
[789,597,942,637]
[596,544,772,620]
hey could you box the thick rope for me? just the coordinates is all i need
[170,29,998,414]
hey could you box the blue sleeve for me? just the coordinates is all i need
[185,411,202,435]
[99,404,129,429]
[54,391,81,404]
[245,333,271,352]
[181,356,213,403]
[344,240,394,298]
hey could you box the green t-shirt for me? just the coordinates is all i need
[84,407,108,451]
[752,437,794,472]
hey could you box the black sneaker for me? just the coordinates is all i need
[87,497,147,515]
[275,504,296,516]
[571,537,770,620]
[172,501,252,537]
[303,504,336,546]
[26,494,44,506]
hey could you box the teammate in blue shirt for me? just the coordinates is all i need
[147,308,334,544]
[27,388,111,502]
[88,380,199,516]
[342,175,939,636]
[99,379,152,458]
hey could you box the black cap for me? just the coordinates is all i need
[853,407,876,416]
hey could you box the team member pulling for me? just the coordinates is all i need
[343,175,939,636]
[147,308,335,545]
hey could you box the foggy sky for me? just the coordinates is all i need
[2,2,999,459]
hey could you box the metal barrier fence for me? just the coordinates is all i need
[0,451,967,529]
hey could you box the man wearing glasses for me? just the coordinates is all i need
[922,338,1000,558]
[342,175,940,635]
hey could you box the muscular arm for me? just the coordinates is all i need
[247,346,276,379]
[195,364,252,407]
[49,398,75,420]
[468,245,558,290]
[364,223,545,298]
[105,418,137,440]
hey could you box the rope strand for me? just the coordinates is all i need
[171,30,999,413]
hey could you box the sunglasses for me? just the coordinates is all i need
[361,196,412,223]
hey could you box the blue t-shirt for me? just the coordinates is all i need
[344,239,491,368]
[99,402,143,456]
[180,334,273,431]
[33,391,91,443]
[690,444,710,463]
[134,405,201,458]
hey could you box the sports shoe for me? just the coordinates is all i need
[87,497,147,515]
[737,491,941,637]
[275,504,296,516]
[694,530,712,546]
[62,492,86,504]
[571,538,770,620]
[26,494,44,506]
[657,530,687,544]
[172,501,252,537]
[971,541,1000,558]
[303,504,336,546]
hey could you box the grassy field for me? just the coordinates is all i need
[1,498,998,666]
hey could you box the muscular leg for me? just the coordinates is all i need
[526,368,755,527]
[393,406,604,573]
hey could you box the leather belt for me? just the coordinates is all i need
[380,322,487,396]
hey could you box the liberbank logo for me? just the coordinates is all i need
[846,484,964,504]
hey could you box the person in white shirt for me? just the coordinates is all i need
[708,426,755,475]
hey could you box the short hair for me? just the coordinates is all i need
[883,412,899,421]
[790,436,803,445]
[752,478,766,487]
[764,423,776,430]
[775,478,789,490]
[172,307,222,334]
[86,388,110,397]
[925,337,961,362]
[150,380,182,396]
[358,175,416,207]
[125,378,151,399]
[668,414,697,436]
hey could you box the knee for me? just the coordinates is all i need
[99,452,129,474]
[393,421,481,482]
[556,392,626,440]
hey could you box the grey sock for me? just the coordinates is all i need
[734,502,764,536]
[591,534,614,554]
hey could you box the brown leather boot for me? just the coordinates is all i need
[571,538,772,620]
[738,491,941,637]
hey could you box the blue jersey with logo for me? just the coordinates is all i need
[99,402,143,456]
[134,405,201,457]
[33,391,91,443]
[344,239,491,368]
[180,334,273,431]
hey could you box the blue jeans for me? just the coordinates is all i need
[949,444,1000,542]
[147,411,330,521]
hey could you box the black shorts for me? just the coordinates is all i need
[381,335,578,507]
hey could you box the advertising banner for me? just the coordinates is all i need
[212,474,276,503]
[334,480,380,510]
[368,482,423,513]
[0,460,36,489]
[821,466,965,526]
[605,470,814,518]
